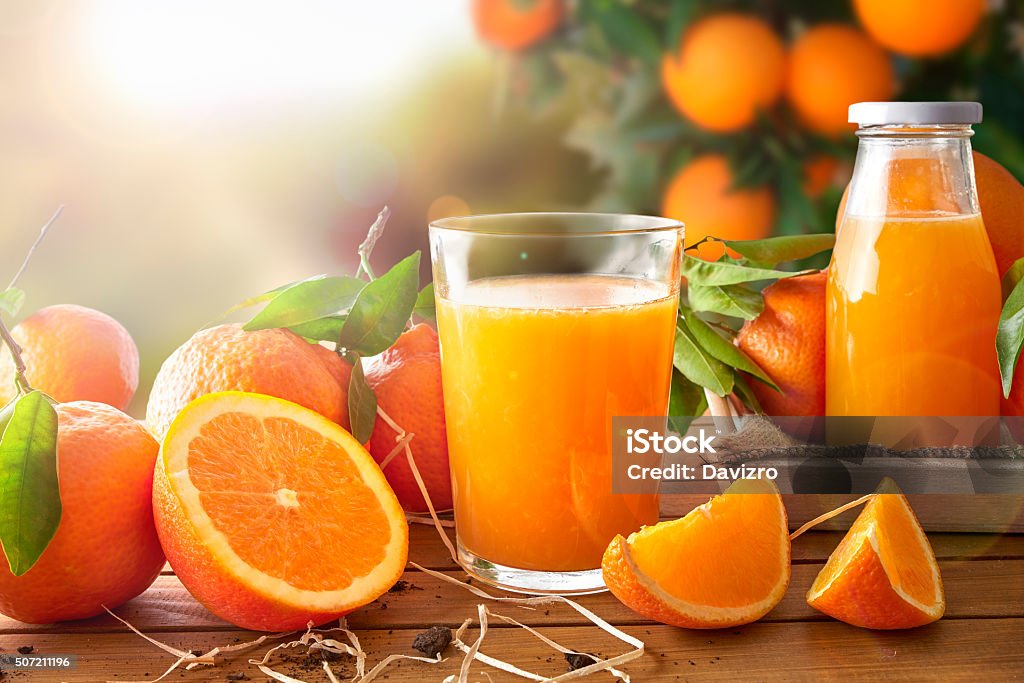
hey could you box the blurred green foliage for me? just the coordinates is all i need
[504,0,1024,236]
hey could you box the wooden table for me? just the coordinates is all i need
[1,524,1021,682]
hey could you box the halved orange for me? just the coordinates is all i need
[602,478,790,629]
[153,391,408,631]
[807,478,944,629]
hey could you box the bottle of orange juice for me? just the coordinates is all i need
[827,102,1001,418]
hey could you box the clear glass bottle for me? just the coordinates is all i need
[827,102,1001,417]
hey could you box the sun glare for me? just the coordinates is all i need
[82,0,473,120]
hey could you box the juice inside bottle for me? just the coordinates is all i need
[435,274,675,572]
[827,103,1001,417]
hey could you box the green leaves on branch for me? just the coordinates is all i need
[673,323,733,398]
[682,311,777,390]
[723,233,835,265]
[580,0,661,65]
[681,255,813,287]
[674,233,834,416]
[414,283,436,324]
[235,219,425,442]
[238,252,422,353]
[244,276,365,333]
[347,358,377,444]
[668,370,707,435]
[0,391,60,576]
[998,258,1024,398]
[687,284,763,320]
[338,253,421,357]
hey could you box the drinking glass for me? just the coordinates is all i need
[429,213,682,594]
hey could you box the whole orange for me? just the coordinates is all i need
[0,305,138,410]
[985,149,1024,420]
[0,401,162,623]
[786,24,894,137]
[662,154,775,260]
[736,271,827,416]
[365,324,450,513]
[146,323,352,441]
[854,0,985,57]
[472,0,563,51]
[803,155,849,199]
[661,13,785,133]
[973,151,1024,278]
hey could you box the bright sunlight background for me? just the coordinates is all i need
[0,1,587,415]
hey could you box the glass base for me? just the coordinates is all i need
[457,541,608,595]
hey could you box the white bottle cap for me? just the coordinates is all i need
[848,101,982,126]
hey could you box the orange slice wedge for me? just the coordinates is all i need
[153,391,408,631]
[807,478,944,629]
[602,478,790,629]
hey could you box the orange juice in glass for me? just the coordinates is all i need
[430,213,682,594]
[828,102,1001,420]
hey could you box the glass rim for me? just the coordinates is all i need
[429,212,684,237]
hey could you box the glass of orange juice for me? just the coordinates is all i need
[828,102,1001,424]
[429,213,682,594]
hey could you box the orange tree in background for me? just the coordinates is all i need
[471,0,1018,250]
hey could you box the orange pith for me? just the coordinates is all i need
[807,479,944,630]
[602,478,790,629]
[154,391,408,631]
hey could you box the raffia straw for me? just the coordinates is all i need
[409,565,638,679]
[377,429,414,471]
[789,493,876,540]
[388,398,646,682]
[376,404,459,562]
[407,514,455,527]
[323,660,342,683]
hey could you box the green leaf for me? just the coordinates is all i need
[245,276,366,332]
[682,254,813,286]
[664,1,694,51]
[0,391,60,576]
[688,283,764,320]
[723,234,835,266]
[668,369,707,434]
[673,325,734,397]
[997,275,1024,398]
[414,283,436,324]
[287,316,346,343]
[732,374,764,415]
[0,289,25,319]
[223,278,308,317]
[585,0,662,65]
[338,253,421,356]
[682,310,779,390]
[347,357,377,444]
[1003,257,1024,301]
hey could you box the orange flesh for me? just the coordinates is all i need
[436,274,675,571]
[627,481,788,608]
[187,412,392,591]
[814,492,936,606]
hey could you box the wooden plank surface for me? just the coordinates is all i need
[2,528,1021,681]
[1,557,1021,637]
[3,620,1021,682]
[661,494,1024,533]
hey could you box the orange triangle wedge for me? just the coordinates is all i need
[153,391,408,631]
[807,478,944,630]
[602,478,790,629]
